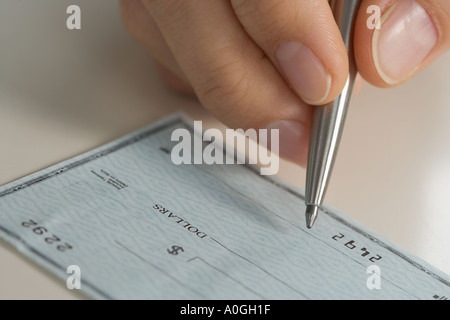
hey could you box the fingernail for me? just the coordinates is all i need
[263,120,309,167]
[276,42,332,105]
[373,0,438,84]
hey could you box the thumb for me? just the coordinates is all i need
[354,0,450,87]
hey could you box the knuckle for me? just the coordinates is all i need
[156,66,195,95]
[198,60,254,122]
[118,0,134,26]
[119,0,142,35]
[232,0,298,40]
[142,0,187,20]
[230,0,251,17]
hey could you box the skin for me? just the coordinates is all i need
[119,0,450,167]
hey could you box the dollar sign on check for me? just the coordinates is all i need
[167,245,184,255]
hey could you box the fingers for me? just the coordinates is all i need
[155,63,195,95]
[231,0,349,105]
[142,0,312,166]
[119,0,189,84]
[354,0,450,87]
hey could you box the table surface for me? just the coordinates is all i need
[1,1,450,299]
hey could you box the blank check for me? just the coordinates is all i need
[1,114,449,299]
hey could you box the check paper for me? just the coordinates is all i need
[1,114,449,299]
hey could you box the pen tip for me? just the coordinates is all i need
[305,205,319,229]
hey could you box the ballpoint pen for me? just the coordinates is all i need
[305,0,362,228]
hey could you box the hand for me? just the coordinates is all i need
[120,0,450,167]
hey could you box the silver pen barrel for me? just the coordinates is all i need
[305,0,361,228]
